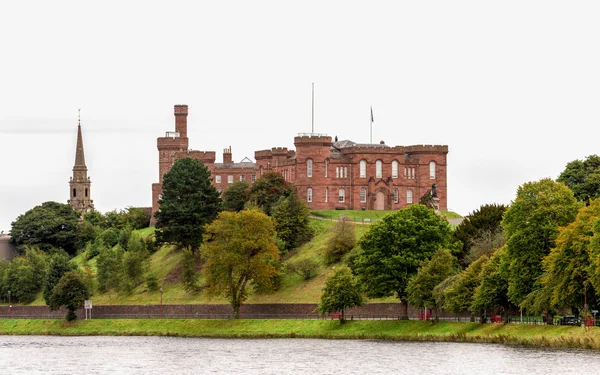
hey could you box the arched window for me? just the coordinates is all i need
[307,159,313,177]
[359,160,367,178]
[307,188,313,203]
[360,188,367,203]
[85,188,88,197]
[392,160,399,178]
[325,187,329,202]
[393,188,398,203]
[376,160,383,178]
[339,189,345,203]
[73,188,76,198]
[407,189,413,204]
[324,159,328,178]
[429,161,436,179]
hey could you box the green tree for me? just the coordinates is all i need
[470,247,512,319]
[202,210,280,318]
[10,201,81,255]
[247,171,294,215]
[406,249,460,319]
[286,258,319,280]
[123,207,151,229]
[271,193,313,252]
[451,203,507,265]
[181,248,200,293]
[318,267,363,321]
[222,181,250,212]
[155,158,222,252]
[43,250,76,305]
[502,178,580,307]
[48,272,89,321]
[96,243,124,292]
[351,204,451,318]
[120,234,149,294]
[441,255,489,315]
[324,217,356,265]
[1,247,48,304]
[557,154,600,203]
[83,209,105,227]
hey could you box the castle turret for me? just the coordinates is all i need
[69,111,94,213]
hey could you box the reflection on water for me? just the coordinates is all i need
[1,336,600,374]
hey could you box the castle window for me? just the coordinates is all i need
[228,175,233,184]
[252,175,256,183]
[392,161,399,178]
[430,161,436,179]
[404,167,407,178]
[325,159,328,178]
[376,160,383,179]
[85,188,88,197]
[73,188,76,198]
[360,188,367,203]
[336,167,340,178]
[325,187,328,202]
[407,189,413,204]
[215,175,221,183]
[307,188,313,203]
[411,167,415,179]
[393,188,399,203]
[240,175,246,182]
[307,159,313,177]
[260,166,264,176]
[360,160,367,178]
[339,189,345,203]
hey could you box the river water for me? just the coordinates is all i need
[1,336,599,374]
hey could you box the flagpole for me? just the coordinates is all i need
[370,106,373,143]
[311,83,314,134]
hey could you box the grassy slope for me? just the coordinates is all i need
[311,209,461,221]
[1,319,599,350]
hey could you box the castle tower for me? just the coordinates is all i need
[69,110,94,213]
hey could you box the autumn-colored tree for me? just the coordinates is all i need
[201,209,280,318]
[441,255,489,315]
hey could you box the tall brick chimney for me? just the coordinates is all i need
[223,146,232,165]
[174,104,188,138]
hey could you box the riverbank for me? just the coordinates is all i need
[1,319,599,350]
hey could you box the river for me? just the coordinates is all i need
[1,336,599,374]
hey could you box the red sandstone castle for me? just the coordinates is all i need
[151,105,448,220]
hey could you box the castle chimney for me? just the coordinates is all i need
[174,104,188,138]
[223,146,232,165]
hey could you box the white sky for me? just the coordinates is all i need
[1,1,599,232]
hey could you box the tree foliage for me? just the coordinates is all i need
[10,201,81,255]
[324,217,356,265]
[470,247,512,316]
[407,249,459,316]
[271,193,313,252]
[502,178,580,307]
[202,209,280,318]
[121,234,149,294]
[452,203,507,265]
[0,247,48,304]
[440,255,489,313]
[285,258,319,280]
[318,267,363,320]
[351,205,451,317]
[557,154,600,203]
[48,272,89,321]
[247,172,294,215]
[43,250,76,305]
[155,158,222,252]
[96,242,124,292]
[222,181,250,212]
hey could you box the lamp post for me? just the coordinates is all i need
[7,290,11,318]
[160,288,163,319]
[584,280,589,328]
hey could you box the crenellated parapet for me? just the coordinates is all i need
[294,134,332,147]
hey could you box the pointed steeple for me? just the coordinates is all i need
[74,108,86,169]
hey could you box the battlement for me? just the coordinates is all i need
[271,147,288,156]
[394,145,449,154]
[255,149,273,159]
[187,150,216,159]
[341,144,448,155]
[174,104,188,115]
[157,136,187,149]
[294,134,332,147]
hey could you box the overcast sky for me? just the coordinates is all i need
[1,1,599,232]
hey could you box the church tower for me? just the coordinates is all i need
[69,110,94,213]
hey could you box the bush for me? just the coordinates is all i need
[286,258,319,280]
[324,218,356,265]
[98,228,120,248]
[181,248,200,293]
[146,273,160,292]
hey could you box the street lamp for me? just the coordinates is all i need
[7,290,11,318]
[160,288,163,319]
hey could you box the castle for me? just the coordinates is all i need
[151,105,448,222]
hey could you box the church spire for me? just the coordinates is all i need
[69,109,93,213]
[74,108,86,168]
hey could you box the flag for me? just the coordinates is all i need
[370,106,374,123]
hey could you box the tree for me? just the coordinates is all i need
[155,158,222,252]
[222,181,250,212]
[43,250,76,305]
[441,255,489,315]
[10,201,81,255]
[121,234,149,294]
[406,249,460,319]
[452,204,507,265]
[318,267,363,321]
[0,247,48,304]
[202,210,280,318]
[96,243,124,292]
[557,154,600,203]
[247,171,294,215]
[271,193,313,252]
[470,247,512,319]
[351,204,451,318]
[324,217,356,265]
[502,178,580,307]
[48,272,89,321]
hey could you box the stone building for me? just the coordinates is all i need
[0,234,16,261]
[151,105,448,222]
[68,114,94,213]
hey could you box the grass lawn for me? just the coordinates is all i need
[311,209,462,222]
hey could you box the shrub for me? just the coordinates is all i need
[146,273,160,292]
[324,218,356,265]
[286,258,319,280]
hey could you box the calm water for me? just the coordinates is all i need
[1,336,600,374]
